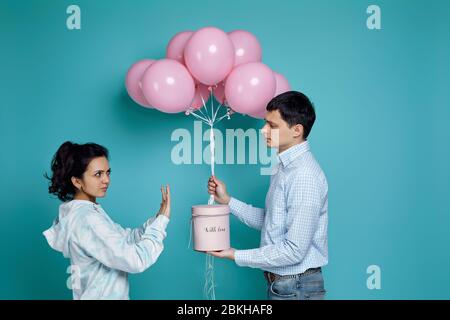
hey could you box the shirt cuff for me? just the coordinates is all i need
[142,216,156,229]
[234,249,253,268]
[228,197,243,216]
[152,214,170,230]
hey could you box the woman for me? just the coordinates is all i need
[43,141,171,300]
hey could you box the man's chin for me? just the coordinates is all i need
[266,140,276,148]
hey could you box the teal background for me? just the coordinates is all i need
[1,0,449,299]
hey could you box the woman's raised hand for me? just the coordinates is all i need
[157,185,171,219]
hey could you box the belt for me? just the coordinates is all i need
[264,267,322,283]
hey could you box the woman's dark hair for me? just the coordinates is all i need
[44,141,109,202]
[266,91,316,139]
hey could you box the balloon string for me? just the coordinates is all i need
[196,103,209,122]
[210,90,214,122]
[204,254,216,300]
[208,122,215,205]
[214,113,230,124]
[187,217,192,249]
[189,92,232,205]
[190,111,210,124]
[213,103,222,123]
[200,95,210,124]
[210,86,219,122]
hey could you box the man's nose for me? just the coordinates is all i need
[261,124,269,135]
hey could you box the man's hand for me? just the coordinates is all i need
[207,175,230,205]
[207,248,236,261]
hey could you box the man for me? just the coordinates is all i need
[207,91,328,300]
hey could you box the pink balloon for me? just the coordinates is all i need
[225,62,276,115]
[228,30,262,67]
[213,82,226,104]
[247,72,291,119]
[191,84,211,109]
[166,31,193,64]
[274,72,291,97]
[248,109,267,120]
[184,27,235,85]
[125,59,155,108]
[141,59,195,113]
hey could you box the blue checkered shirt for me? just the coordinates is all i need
[231,140,328,276]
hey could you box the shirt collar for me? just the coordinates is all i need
[278,140,310,168]
[70,199,100,208]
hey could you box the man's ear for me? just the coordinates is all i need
[71,176,81,190]
[292,124,304,139]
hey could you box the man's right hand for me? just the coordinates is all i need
[207,176,230,205]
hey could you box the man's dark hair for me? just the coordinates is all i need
[266,91,316,139]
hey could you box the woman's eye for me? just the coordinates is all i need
[95,172,101,177]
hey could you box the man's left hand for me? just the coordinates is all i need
[207,248,235,261]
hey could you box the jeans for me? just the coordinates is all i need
[265,269,326,300]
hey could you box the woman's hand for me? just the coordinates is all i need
[157,185,171,219]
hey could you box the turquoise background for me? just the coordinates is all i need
[1,0,449,299]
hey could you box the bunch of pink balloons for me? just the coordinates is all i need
[125,26,291,119]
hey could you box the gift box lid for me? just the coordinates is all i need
[192,204,230,216]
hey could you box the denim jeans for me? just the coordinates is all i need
[265,269,326,300]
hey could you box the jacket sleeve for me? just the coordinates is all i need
[112,216,158,244]
[75,211,169,274]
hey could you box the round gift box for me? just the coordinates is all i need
[191,204,230,252]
